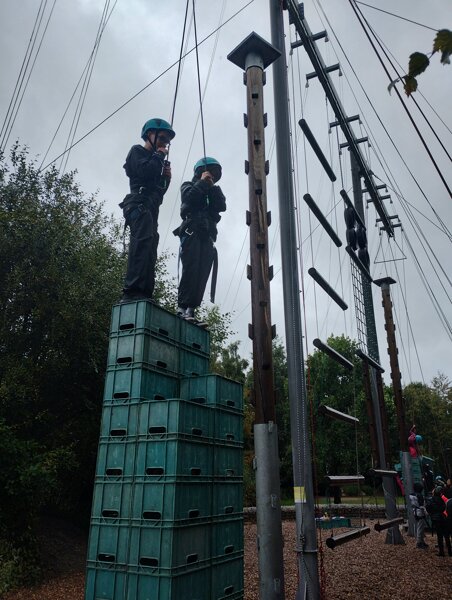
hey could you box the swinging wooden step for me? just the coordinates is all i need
[313,339,354,371]
[367,468,398,478]
[374,517,404,532]
[308,268,348,311]
[303,193,342,248]
[355,349,384,373]
[319,404,359,425]
[299,119,337,182]
[326,526,370,549]
[324,475,365,486]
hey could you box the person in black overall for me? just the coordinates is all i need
[119,118,175,303]
[174,157,226,320]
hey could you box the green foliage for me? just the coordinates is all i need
[0,146,125,590]
[433,29,452,65]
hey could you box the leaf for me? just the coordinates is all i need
[433,29,452,64]
[403,75,418,97]
[407,52,430,78]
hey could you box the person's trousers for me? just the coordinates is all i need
[434,521,452,555]
[415,517,426,545]
[178,233,215,309]
[123,205,159,298]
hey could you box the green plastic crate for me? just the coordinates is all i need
[101,399,213,440]
[136,437,214,478]
[110,300,180,341]
[179,349,210,377]
[108,333,179,373]
[128,522,211,570]
[85,565,127,600]
[180,375,243,411]
[214,407,244,443]
[91,478,133,520]
[179,318,210,356]
[211,554,244,600]
[214,443,243,478]
[211,517,243,559]
[96,440,137,478]
[103,365,179,402]
[131,479,212,524]
[126,566,210,600]
[87,522,131,565]
[212,481,243,517]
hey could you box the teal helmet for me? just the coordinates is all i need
[415,435,423,443]
[141,118,175,141]
[194,156,222,181]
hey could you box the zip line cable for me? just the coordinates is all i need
[61,0,113,174]
[355,1,439,32]
[39,0,255,172]
[349,0,452,198]
[312,0,452,240]
[192,0,207,160]
[39,0,118,170]
[1,0,58,153]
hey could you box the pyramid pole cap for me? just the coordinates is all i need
[227,32,281,71]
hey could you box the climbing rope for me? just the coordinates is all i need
[192,0,207,161]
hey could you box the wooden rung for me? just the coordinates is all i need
[299,119,337,182]
[319,404,359,425]
[367,468,398,478]
[313,339,354,371]
[326,527,370,549]
[325,475,365,486]
[308,268,348,311]
[355,349,384,373]
[345,246,372,282]
[303,193,342,248]
[374,517,404,532]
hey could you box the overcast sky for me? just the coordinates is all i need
[1,0,450,386]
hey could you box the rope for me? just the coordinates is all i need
[169,0,191,134]
[192,0,207,161]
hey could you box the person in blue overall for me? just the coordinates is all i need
[119,118,175,303]
[174,157,226,320]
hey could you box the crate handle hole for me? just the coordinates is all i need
[224,506,234,514]
[119,323,134,331]
[188,509,200,519]
[149,426,166,434]
[192,343,202,350]
[224,545,234,554]
[226,400,235,407]
[224,585,234,595]
[98,553,115,563]
[110,428,127,437]
[225,469,235,477]
[117,356,132,365]
[101,509,119,518]
[158,328,169,337]
[154,394,165,400]
[190,468,201,476]
[146,467,164,476]
[113,392,129,399]
[143,511,161,520]
[139,557,158,567]
[186,553,198,564]
[226,434,235,441]
[156,361,167,369]
[106,468,122,477]
[191,428,202,436]
[192,397,206,404]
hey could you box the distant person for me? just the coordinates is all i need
[409,482,428,549]
[408,424,422,458]
[120,118,175,303]
[174,157,226,322]
[426,486,452,556]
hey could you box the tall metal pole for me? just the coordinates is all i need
[228,33,285,599]
[269,2,319,599]
[350,155,403,544]
[374,276,414,535]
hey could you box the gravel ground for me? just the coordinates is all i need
[4,518,452,599]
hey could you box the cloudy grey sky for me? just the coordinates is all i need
[1,0,450,385]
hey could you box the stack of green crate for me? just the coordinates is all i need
[85,300,244,600]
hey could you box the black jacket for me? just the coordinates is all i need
[177,178,226,241]
[122,145,169,210]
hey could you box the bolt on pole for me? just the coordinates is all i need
[228,32,285,600]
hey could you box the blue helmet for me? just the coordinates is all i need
[141,118,175,141]
[194,156,222,175]
[415,435,423,443]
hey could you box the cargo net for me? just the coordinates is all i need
[350,260,368,353]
